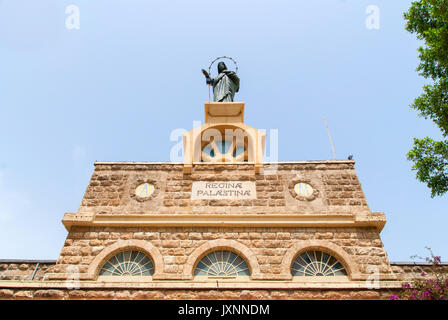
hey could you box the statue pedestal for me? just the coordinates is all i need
[204,102,244,124]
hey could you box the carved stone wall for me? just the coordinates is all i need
[76,162,370,216]
[0,161,405,300]
[0,261,54,281]
[44,226,393,281]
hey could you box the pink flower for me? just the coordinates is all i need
[389,295,399,300]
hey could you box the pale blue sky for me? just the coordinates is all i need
[0,0,446,261]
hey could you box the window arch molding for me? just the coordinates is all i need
[281,240,362,280]
[183,239,262,280]
[87,240,164,280]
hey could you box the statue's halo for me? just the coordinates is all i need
[208,56,238,77]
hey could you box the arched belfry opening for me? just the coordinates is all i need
[183,102,266,174]
[200,125,249,163]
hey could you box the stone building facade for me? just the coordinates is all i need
[0,102,433,300]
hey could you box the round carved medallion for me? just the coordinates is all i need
[294,183,314,198]
[289,179,319,201]
[130,179,159,202]
[135,183,155,198]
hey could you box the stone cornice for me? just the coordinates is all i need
[62,212,386,231]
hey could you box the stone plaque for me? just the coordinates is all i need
[191,181,256,200]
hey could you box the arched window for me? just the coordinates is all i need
[194,250,250,277]
[99,250,154,276]
[291,250,347,276]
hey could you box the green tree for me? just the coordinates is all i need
[404,0,448,197]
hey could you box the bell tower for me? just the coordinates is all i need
[182,102,266,174]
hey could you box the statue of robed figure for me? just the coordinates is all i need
[202,62,240,102]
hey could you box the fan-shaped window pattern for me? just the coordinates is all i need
[291,250,347,276]
[202,140,247,162]
[99,250,154,276]
[194,250,250,277]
